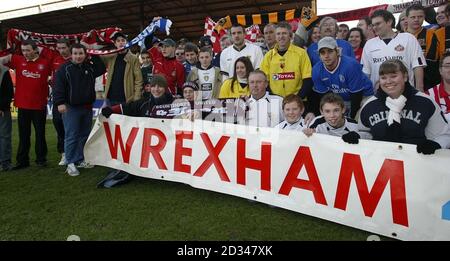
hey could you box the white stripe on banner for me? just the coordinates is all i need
[84,115,450,241]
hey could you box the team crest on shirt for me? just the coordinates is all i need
[339,74,345,83]
[394,44,405,52]
[204,75,209,81]
[38,64,45,70]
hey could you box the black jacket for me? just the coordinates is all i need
[0,66,13,111]
[53,55,106,106]
[358,83,450,148]
[120,92,174,117]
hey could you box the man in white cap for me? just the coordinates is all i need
[312,37,373,118]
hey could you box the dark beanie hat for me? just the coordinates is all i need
[182,81,199,91]
[149,74,168,89]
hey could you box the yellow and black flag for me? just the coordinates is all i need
[215,6,318,32]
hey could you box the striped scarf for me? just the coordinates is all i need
[3,18,172,56]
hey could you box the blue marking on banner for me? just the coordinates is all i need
[443,201,450,221]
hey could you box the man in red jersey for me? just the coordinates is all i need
[144,18,185,97]
[1,39,52,170]
[147,37,185,97]
[51,38,72,166]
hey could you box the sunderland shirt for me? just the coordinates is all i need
[361,33,426,87]
[149,47,185,96]
[312,55,373,102]
[358,84,450,149]
[260,44,312,97]
[220,43,264,80]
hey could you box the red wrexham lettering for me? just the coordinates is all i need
[236,139,272,191]
[174,131,193,174]
[103,122,138,164]
[193,133,231,182]
[140,128,168,170]
[278,146,327,205]
[334,153,408,227]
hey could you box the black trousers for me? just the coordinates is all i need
[52,105,65,154]
[16,108,47,165]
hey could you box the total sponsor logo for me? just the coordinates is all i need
[22,70,41,79]
[272,72,295,80]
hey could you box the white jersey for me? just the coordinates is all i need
[197,67,216,100]
[220,43,264,81]
[275,118,306,131]
[243,92,284,128]
[361,32,426,87]
[309,116,360,137]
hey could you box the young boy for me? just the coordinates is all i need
[183,42,199,76]
[187,46,222,100]
[101,74,173,118]
[275,94,306,131]
[304,93,370,142]
[139,50,153,88]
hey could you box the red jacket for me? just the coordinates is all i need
[149,47,185,96]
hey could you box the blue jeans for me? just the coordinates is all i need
[0,110,12,166]
[62,105,93,165]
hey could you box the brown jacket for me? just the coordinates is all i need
[101,51,143,102]
[187,66,222,99]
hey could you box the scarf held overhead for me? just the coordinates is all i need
[5,18,172,55]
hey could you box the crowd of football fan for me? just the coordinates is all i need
[0,3,449,178]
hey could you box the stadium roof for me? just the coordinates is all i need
[0,0,312,43]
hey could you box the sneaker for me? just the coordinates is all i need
[76,161,94,169]
[11,163,30,171]
[0,164,13,172]
[66,163,80,176]
[58,153,67,166]
[36,161,47,167]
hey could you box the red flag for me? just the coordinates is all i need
[245,25,261,43]
[204,17,226,54]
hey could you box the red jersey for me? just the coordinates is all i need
[51,53,71,85]
[52,54,70,73]
[10,54,51,110]
[149,47,185,96]
[354,47,363,62]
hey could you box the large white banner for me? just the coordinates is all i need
[84,115,450,241]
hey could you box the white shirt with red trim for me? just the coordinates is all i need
[361,32,426,88]
[426,82,450,122]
